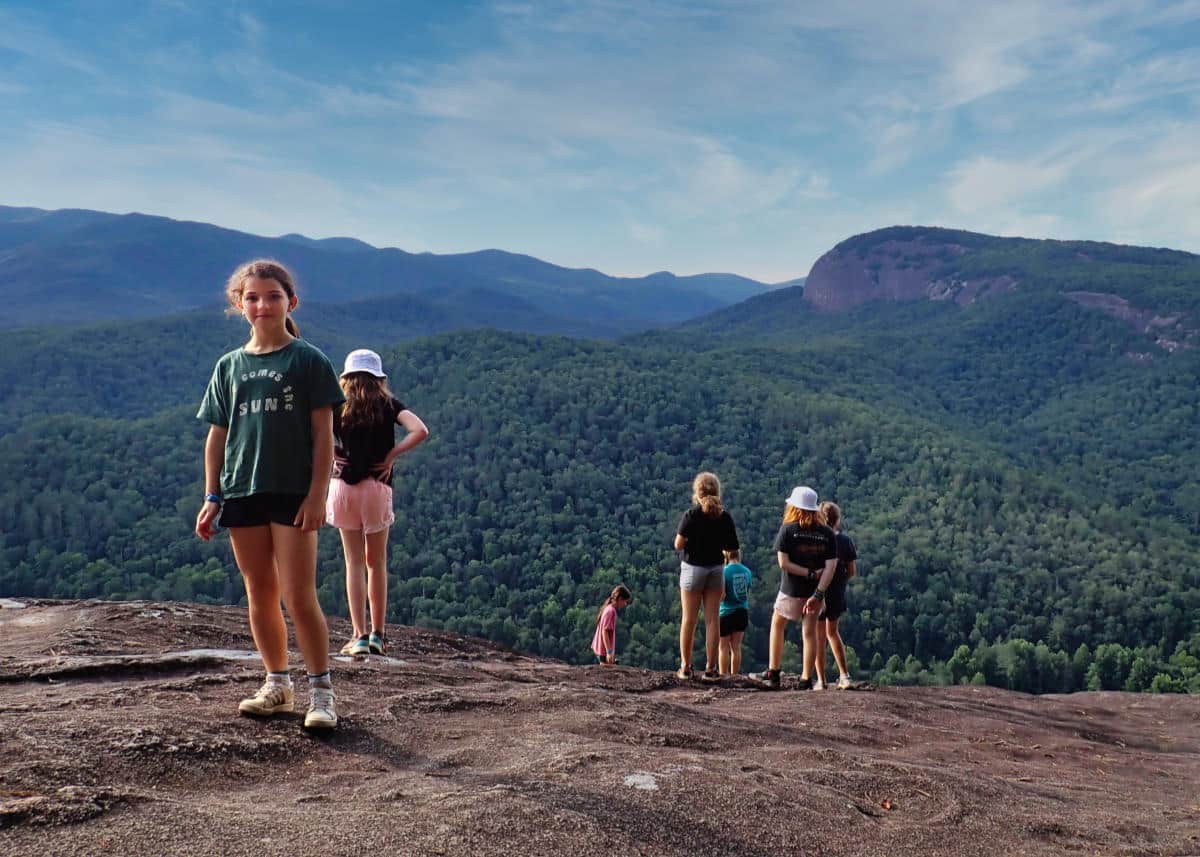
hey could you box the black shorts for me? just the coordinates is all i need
[219,493,306,529]
[819,582,848,621]
[719,608,748,637]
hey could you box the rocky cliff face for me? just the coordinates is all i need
[2,599,1198,857]
[801,227,1200,354]
[1066,290,1199,352]
[803,231,1018,312]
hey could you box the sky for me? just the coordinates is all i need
[1,1,1198,282]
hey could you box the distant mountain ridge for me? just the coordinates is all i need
[803,226,1200,350]
[0,205,773,332]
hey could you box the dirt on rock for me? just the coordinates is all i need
[1,599,1198,856]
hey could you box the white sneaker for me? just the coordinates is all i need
[304,686,337,730]
[238,681,294,716]
[836,674,853,690]
[812,678,826,691]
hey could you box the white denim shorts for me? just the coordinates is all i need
[680,561,724,593]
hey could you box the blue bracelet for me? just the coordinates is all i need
[205,493,223,505]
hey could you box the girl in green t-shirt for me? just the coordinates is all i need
[195,259,345,731]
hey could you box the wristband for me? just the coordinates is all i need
[812,589,826,600]
[205,493,224,506]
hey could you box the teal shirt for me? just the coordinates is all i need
[197,339,344,499]
[720,562,752,617]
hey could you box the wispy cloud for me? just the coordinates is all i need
[0,9,100,76]
[1,0,1199,281]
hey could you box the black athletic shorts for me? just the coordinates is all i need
[219,493,306,529]
[719,608,749,637]
[819,581,848,621]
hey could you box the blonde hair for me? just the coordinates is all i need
[783,505,826,528]
[819,501,841,529]
[692,472,723,517]
[225,259,300,337]
[339,372,396,430]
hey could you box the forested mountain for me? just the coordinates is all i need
[1,227,1197,694]
[0,205,769,331]
[802,227,1200,348]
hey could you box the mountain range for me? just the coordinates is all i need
[1,213,1197,694]
[0,205,771,332]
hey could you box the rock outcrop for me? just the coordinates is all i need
[1066,291,1199,352]
[2,599,1198,856]
[802,228,1200,355]
[803,231,1018,312]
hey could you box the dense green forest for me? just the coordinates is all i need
[2,276,1198,693]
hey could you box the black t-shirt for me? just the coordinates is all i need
[833,531,858,590]
[676,506,740,567]
[773,522,838,597]
[332,396,406,485]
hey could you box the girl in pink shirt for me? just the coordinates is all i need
[591,585,633,665]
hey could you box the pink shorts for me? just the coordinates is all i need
[773,591,810,621]
[326,479,395,534]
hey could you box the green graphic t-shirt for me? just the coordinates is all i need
[197,339,345,499]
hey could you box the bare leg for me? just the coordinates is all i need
[802,612,820,681]
[827,618,849,677]
[272,523,330,676]
[768,611,788,670]
[679,588,703,670]
[815,618,829,681]
[729,631,744,675]
[229,526,287,673]
[364,527,390,633]
[719,638,731,675]
[701,589,721,672]
[339,528,367,638]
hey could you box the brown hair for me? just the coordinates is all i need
[225,259,300,337]
[596,584,632,625]
[783,505,826,528]
[692,472,723,517]
[819,501,841,529]
[339,372,396,430]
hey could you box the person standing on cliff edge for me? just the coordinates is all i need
[749,486,838,691]
[673,472,741,682]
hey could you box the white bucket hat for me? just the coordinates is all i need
[785,486,819,511]
[341,349,386,379]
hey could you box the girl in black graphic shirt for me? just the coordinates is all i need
[327,349,428,657]
[749,486,837,690]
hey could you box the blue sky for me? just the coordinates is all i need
[1,1,1198,282]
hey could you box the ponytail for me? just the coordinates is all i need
[692,471,723,518]
[596,584,632,625]
[285,315,300,338]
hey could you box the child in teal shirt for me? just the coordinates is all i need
[718,551,752,675]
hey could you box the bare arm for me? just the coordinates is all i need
[603,627,616,664]
[805,558,839,613]
[374,409,430,478]
[674,534,687,551]
[846,560,857,580]
[295,405,334,531]
[195,425,227,540]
